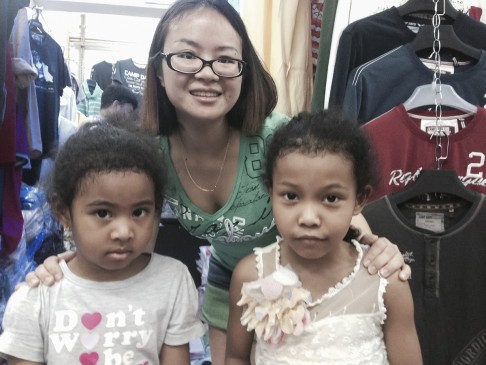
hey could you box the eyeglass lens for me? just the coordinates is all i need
[169,53,243,77]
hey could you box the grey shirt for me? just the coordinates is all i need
[0,253,205,364]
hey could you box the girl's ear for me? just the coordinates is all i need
[51,194,72,228]
[353,185,372,215]
[58,212,72,230]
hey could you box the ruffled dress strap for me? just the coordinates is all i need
[253,237,282,279]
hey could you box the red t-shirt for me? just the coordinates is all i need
[362,104,486,202]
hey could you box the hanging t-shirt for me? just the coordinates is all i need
[0,48,24,255]
[343,45,486,124]
[362,193,486,365]
[311,0,325,68]
[1,0,29,122]
[10,8,42,158]
[112,58,146,100]
[77,80,102,117]
[29,29,68,157]
[90,60,114,91]
[362,105,486,202]
[328,7,486,109]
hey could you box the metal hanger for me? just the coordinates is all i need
[404,1,478,114]
[397,0,458,21]
[393,0,476,205]
[390,169,477,205]
[411,24,481,61]
[29,5,47,35]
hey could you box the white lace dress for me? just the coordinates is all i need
[239,238,389,365]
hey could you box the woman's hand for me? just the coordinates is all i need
[24,251,76,287]
[360,233,411,281]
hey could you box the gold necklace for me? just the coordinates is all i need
[179,131,231,193]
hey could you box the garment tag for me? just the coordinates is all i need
[421,60,455,74]
[420,119,458,135]
[406,23,421,33]
[415,212,445,232]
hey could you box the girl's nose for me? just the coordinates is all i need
[298,203,320,226]
[110,219,134,241]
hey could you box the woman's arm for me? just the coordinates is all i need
[383,273,423,364]
[24,251,76,287]
[26,213,410,286]
[352,214,411,281]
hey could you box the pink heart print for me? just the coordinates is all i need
[79,352,99,365]
[81,312,102,330]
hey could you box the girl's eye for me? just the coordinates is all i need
[96,210,110,218]
[133,208,148,218]
[325,195,339,203]
[283,192,298,201]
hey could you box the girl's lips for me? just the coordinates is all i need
[297,235,323,241]
[296,236,324,245]
[107,250,131,260]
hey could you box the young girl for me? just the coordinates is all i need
[0,122,205,365]
[225,110,423,364]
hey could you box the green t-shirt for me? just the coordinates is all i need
[159,112,289,270]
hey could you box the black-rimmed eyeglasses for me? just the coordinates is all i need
[160,52,246,78]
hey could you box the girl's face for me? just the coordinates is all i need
[159,8,243,124]
[269,151,366,262]
[60,171,159,281]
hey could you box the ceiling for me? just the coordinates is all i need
[34,0,176,18]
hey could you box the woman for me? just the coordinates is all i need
[28,1,411,364]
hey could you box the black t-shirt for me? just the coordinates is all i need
[90,60,114,91]
[363,194,486,365]
[112,58,146,101]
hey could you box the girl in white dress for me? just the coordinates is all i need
[226,110,423,365]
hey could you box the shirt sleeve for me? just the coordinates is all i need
[342,66,363,123]
[0,285,45,362]
[329,27,359,109]
[164,264,206,346]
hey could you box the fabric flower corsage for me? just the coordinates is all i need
[237,266,312,346]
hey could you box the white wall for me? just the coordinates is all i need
[35,10,159,82]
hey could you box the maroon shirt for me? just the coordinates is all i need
[362,104,486,202]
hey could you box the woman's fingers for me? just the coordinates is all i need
[24,251,76,287]
[361,234,411,280]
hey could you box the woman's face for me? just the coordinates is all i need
[159,8,243,125]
